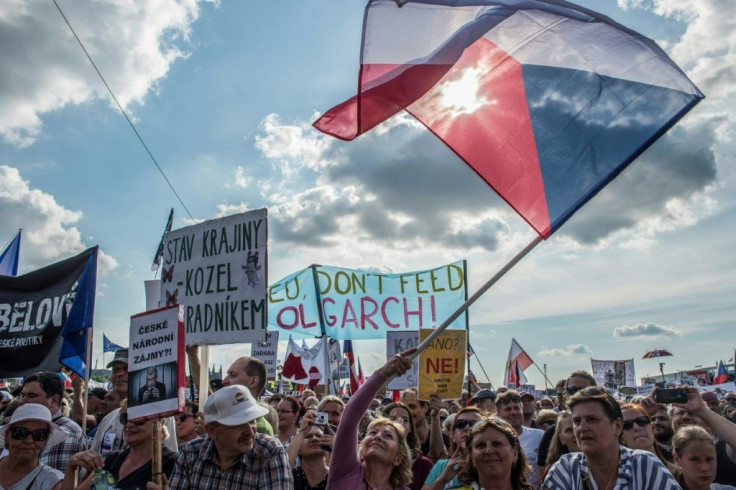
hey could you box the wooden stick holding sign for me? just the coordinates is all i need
[152,418,162,486]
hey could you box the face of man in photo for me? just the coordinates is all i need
[147,372,156,389]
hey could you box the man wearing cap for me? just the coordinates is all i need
[496,390,545,489]
[166,384,293,489]
[469,388,496,414]
[91,348,178,455]
[18,371,88,472]
[223,356,274,435]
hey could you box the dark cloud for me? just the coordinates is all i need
[613,322,679,338]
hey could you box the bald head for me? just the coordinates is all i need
[224,356,267,397]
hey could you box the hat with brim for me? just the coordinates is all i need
[106,348,129,368]
[471,389,497,401]
[520,392,535,400]
[204,385,268,426]
[0,404,67,449]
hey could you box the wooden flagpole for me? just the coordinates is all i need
[152,418,162,486]
[384,235,544,385]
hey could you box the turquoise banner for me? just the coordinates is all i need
[268,261,467,340]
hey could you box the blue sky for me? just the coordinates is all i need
[1,0,734,389]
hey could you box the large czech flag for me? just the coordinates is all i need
[314,0,704,238]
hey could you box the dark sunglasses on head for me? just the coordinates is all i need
[623,416,650,431]
[566,386,586,395]
[578,387,605,397]
[453,419,474,430]
[498,395,521,404]
[118,412,146,426]
[10,426,50,442]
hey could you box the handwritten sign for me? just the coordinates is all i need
[161,209,268,346]
[418,328,466,400]
[386,331,420,391]
[268,261,466,340]
[128,305,185,420]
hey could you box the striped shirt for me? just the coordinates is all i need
[169,433,293,489]
[543,446,681,490]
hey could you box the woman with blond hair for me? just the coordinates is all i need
[543,410,578,479]
[327,349,416,490]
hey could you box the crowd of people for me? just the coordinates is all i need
[0,348,735,489]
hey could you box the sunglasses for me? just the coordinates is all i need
[118,413,147,426]
[566,386,593,396]
[452,419,474,430]
[623,416,651,431]
[10,426,50,442]
[498,395,521,405]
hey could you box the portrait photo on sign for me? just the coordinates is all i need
[129,361,177,407]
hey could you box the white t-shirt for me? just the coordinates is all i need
[519,425,545,489]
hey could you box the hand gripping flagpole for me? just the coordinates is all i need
[383,234,544,387]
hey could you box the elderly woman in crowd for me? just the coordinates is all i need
[327,349,415,490]
[287,410,333,490]
[62,401,177,490]
[543,386,680,490]
[454,416,533,490]
[0,404,66,490]
[277,395,306,446]
[383,401,433,490]
[423,406,483,490]
[619,403,677,474]
[543,410,578,479]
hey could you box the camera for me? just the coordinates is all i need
[315,412,329,425]
[654,388,688,404]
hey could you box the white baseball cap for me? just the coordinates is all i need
[204,384,268,426]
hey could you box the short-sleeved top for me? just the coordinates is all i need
[424,459,462,488]
[168,434,293,490]
[520,426,545,489]
[293,466,327,490]
[543,445,681,490]
[103,446,177,490]
[0,461,63,490]
[410,454,434,490]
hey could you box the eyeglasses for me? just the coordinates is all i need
[10,427,50,442]
[178,413,194,422]
[452,419,474,430]
[623,416,651,431]
[118,413,146,426]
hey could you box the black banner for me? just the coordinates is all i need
[0,247,96,378]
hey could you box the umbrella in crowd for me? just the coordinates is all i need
[642,349,673,359]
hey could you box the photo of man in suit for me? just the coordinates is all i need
[138,366,167,403]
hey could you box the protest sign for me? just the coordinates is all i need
[0,247,97,377]
[268,261,467,340]
[161,209,267,346]
[636,384,656,396]
[252,331,279,379]
[591,358,636,389]
[128,305,185,420]
[386,331,419,391]
[418,328,466,400]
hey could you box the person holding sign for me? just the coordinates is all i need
[327,349,416,490]
[61,401,177,490]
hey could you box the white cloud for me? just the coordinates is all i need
[613,322,680,338]
[537,344,592,357]
[0,165,117,272]
[0,0,215,147]
[226,166,250,189]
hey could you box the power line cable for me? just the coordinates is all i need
[52,0,194,220]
